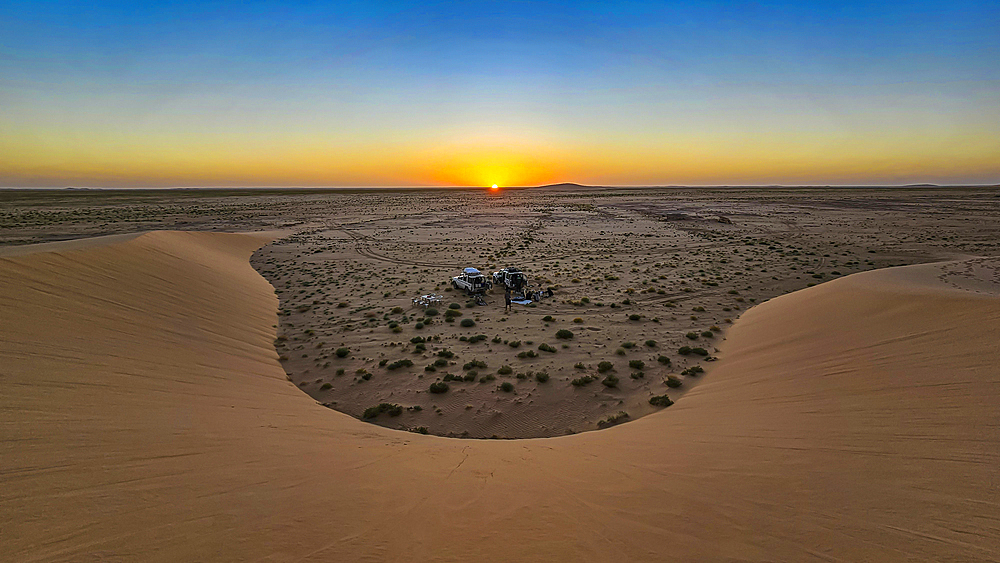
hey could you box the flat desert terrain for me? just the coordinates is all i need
[2,186,999,560]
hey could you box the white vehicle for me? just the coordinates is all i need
[452,267,492,294]
[492,267,527,293]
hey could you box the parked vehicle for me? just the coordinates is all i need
[492,267,527,292]
[452,267,492,294]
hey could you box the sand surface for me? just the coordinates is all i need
[2,229,999,561]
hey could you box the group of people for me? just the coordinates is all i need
[503,284,553,312]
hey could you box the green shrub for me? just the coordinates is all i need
[424,308,439,316]
[414,322,424,329]
[320,382,332,390]
[629,314,641,321]
[615,348,626,356]
[508,340,522,348]
[424,365,436,372]
[463,359,488,370]
[543,315,554,322]
[434,358,449,367]
[517,350,538,359]
[535,372,550,383]
[538,343,557,353]
[685,332,699,340]
[571,375,596,386]
[644,339,657,347]
[574,362,586,369]
[391,307,403,314]
[629,371,644,379]
[460,318,475,327]
[681,365,705,376]
[437,349,454,359]
[622,341,635,349]
[598,411,629,427]
[648,394,673,407]
[449,303,461,309]
[429,381,449,394]
[597,361,614,373]
[498,365,513,375]
[387,359,414,370]
[602,374,619,388]
[628,359,645,370]
[678,346,692,355]
[665,375,682,388]
[363,403,403,418]
[499,382,514,392]
[657,355,671,365]
[701,330,714,338]
[463,373,476,382]
[335,347,350,358]
[691,347,709,356]
[555,329,574,339]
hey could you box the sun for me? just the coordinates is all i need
[491,184,499,190]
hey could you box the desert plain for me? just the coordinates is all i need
[2,185,1000,560]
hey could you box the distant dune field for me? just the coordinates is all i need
[2,230,998,561]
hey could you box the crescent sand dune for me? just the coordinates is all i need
[2,231,998,561]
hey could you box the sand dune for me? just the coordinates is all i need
[2,231,998,561]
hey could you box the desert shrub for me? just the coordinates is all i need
[460,318,475,327]
[425,365,436,372]
[516,372,528,379]
[710,325,721,332]
[543,315,554,322]
[685,332,699,340]
[666,375,683,388]
[555,329,574,339]
[678,346,692,355]
[517,350,538,359]
[434,358,449,367]
[429,381,449,394]
[538,343,557,353]
[682,365,705,376]
[463,373,476,382]
[571,375,596,386]
[424,308,438,316]
[411,336,425,344]
[535,372,550,383]
[335,347,350,358]
[391,306,403,314]
[492,336,502,343]
[499,382,514,392]
[693,306,705,312]
[444,309,462,319]
[691,347,709,356]
[508,340,521,348]
[602,374,619,388]
[657,355,671,366]
[701,331,714,338]
[648,394,674,407]
[498,365,513,375]
[415,322,424,329]
[320,382,332,390]
[629,371,644,379]
[336,368,345,376]
[463,359,488,370]
[363,403,403,418]
[437,349,454,359]
[629,314,641,321]
[449,303,461,309]
[337,302,348,308]
[468,334,487,343]
[414,426,429,434]
[597,411,629,427]
[387,359,414,370]
[628,359,645,370]
[644,339,657,347]
[622,341,635,349]
[574,362,586,369]
[615,348,626,356]
[597,361,614,373]
[573,317,584,323]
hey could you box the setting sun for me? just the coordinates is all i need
[491,184,498,190]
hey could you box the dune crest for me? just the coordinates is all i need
[2,231,998,561]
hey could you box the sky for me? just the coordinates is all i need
[1,0,998,187]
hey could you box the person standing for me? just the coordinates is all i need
[504,287,512,312]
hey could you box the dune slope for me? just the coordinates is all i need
[2,231,998,561]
